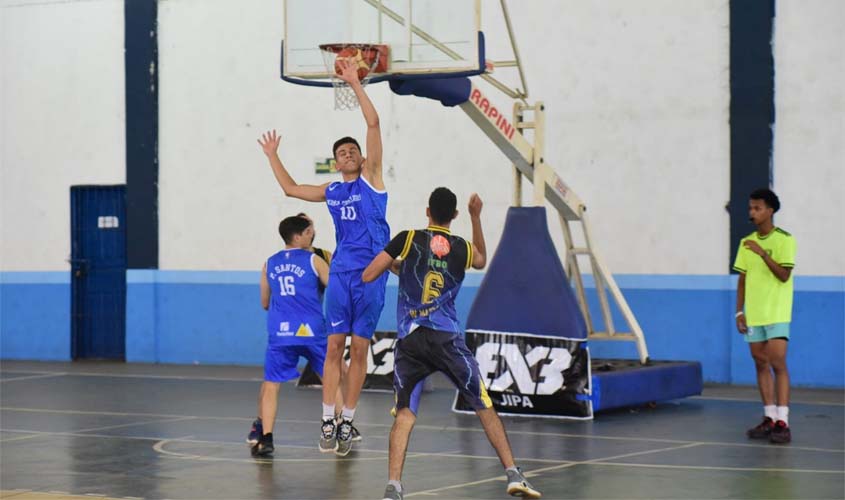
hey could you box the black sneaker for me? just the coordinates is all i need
[335,415,362,442]
[252,432,274,456]
[246,418,263,445]
[769,420,791,444]
[746,416,774,439]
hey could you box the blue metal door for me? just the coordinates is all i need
[71,185,127,359]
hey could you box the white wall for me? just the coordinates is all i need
[774,0,845,276]
[3,0,840,277]
[158,0,731,274]
[0,0,125,271]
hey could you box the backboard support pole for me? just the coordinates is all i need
[460,81,650,364]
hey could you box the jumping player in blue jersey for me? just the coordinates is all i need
[250,216,330,457]
[257,59,389,456]
[363,188,541,500]
[246,214,361,449]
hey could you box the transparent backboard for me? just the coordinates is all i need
[283,0,482,83]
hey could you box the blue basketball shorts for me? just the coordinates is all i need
[264,343,326,383]
[325,270,387,340]
[393,327,493,414]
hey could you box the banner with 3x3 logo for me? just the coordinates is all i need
[452,331,593,419]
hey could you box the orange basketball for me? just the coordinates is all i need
[334,47,370,80]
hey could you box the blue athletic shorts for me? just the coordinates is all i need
[264,344,326,382]
[393,327,493,414]
[745,323,790,343]
[325,270,387,339]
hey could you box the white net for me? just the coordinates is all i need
[319,44,385,110]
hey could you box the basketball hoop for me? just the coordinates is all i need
[319,43,389,110]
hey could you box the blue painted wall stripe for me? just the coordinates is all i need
[3,271,842,387]
[0,272,71,284]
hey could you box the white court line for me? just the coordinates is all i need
[691,395,845,407]
[592,461,845,475]
[0,433,44,443]
[0,426,561,466]
[3,368,843,406]
[73,416,197,434]
[3,406,843,454]
[0,369,262,383]
[0,373,67,383]
[405,443,703,497]
[151,437,390,464]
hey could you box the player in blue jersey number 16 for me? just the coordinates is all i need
[257,57,390,456]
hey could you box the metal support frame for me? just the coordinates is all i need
[461,83,650,364]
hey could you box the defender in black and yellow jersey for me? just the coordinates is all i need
[364,187,541,500]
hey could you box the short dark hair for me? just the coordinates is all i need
[278,216,311,244]
[750,188,780,213]
[428,187,457,225]
[332,137,361,158]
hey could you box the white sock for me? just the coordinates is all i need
[341,406,356,421]
[388,480,402,492]
[776,406,789,425]
[322,403,335,420]
[506,466,519,475]
[764,405,777,420]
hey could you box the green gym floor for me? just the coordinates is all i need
[1,361,842,500]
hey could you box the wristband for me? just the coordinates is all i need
[735,311,744,318]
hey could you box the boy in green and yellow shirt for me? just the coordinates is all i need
[733,188,796,444]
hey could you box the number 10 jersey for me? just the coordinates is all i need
[325,176,390,273]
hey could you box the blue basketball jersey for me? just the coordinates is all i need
[325,175,389,273]
[265,248,326,346]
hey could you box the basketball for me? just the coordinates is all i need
[334,47,371,80]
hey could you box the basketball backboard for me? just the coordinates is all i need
[282,0,483,86]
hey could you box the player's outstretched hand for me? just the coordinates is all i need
[257,130,281,157]
[336,58,361,85]
[468,193,483,218]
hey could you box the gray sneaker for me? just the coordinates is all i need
[382,484,403,500]
[506,467,541,498]
[318,418,337,453]
[335,417,354,457]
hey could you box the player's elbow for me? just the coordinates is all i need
[366,116,380,129]
[472,256,487,270]
[361,269,376,283]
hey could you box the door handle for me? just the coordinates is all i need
[68,258,89,278]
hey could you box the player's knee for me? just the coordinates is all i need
[769,356,788,372]
[349,338,369,361]
[326,338,345,360]
[263,381,281,393]
[394,407,416,425]
[751,353,769,369]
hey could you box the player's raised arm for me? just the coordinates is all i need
[336,59,383,190]
[258,130,328,202]
[468,193,487,270]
